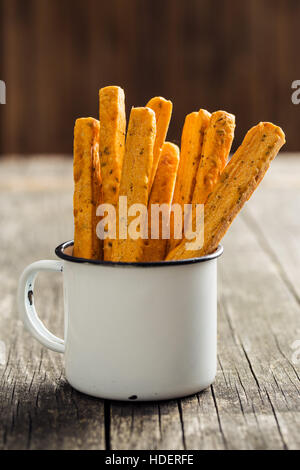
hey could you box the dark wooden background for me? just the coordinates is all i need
[1,0,300,155]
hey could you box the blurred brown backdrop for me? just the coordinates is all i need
[0,0,300,155]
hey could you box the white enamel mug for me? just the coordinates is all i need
[18,241,223,401]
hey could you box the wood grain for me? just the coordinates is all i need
[0,155,299,450]
[0,0,300,155]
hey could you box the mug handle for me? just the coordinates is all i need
[18,260,65,353]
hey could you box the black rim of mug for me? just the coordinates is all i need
[55,240,224,267]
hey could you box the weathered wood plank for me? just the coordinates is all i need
[0,156,299,450]
[2,2,300,154]
[244,156,300,302]
[110,400,185,450]
[212,213,300,449]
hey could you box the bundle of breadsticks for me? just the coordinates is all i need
[73,86,285,262]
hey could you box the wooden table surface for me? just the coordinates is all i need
[0,155,299,450]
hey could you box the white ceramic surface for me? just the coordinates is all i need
[18,241,223,401]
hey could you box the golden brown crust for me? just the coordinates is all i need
[193,110,235,205]
[166,122,286,261]
[146,97,173,190]
[142,142,179,261]
[168,109,211,252]
[73,118,102,260]
[99,86,126,260]
[111,107,156,262]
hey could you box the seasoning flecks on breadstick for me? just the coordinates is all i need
[142,142,180,262]
[166,122,285,261]
[99,86,126,260]
[193,110,235,205]
[168,109,211,252]
[146,96,173,190]
[73,118,102,260]
[111,107,156,262]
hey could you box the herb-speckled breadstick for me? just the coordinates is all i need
[142,142,179,262]
[168,109,211,252]
[166,122,285,261]
[99,86,126,260]
[111,107,156,262]
[192,110,235,205]
[146,97,173,190]
[73,118,102,260]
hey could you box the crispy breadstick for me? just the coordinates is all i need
[111,107,156,262]
[192,110,235,205]
[142,142,180,262]
[168,109,211,251]
[166,122,285,260]
[147,97,173,189]
[99,86,126,260]
[73,118,102,260]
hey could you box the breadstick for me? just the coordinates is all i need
[142,142,179,262]
[192,110,235,205]
[147,97,173,189]
[99,86,126,260]
[73,118,102,260]
[168,109,211,252]
[166,122,285,261]
[111,107,156,262]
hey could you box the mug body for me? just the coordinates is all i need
[59,242,223,401]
